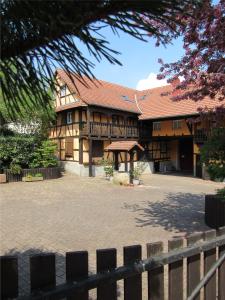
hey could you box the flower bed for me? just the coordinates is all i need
[4,167,61,182]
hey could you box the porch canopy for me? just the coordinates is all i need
[105,141,144,183]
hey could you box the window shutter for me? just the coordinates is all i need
[65,138,73,157]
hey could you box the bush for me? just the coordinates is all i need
[29,140,58,168]
[216,188,225,201]
[201,128,225,181]
[0,135,38,171]
[101,158,114,177]
[131,162,147,180]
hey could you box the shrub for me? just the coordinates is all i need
[0,135,38,170]
[201,128,225,181]
[100,158,114,177]
[131,162,147,180]
[9,162,22,174]
[29,140,58,168]
[216,188,225,201]
[34,173,43,177]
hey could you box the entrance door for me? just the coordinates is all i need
[179,139,193,172]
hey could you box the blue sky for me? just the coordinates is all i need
[77,26,185,90]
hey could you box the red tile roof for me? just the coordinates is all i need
[105,141,144,152]
[56,69,140,114]
[137,86,225,120]
[56,69,225,119]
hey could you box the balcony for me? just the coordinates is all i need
[194,129,209,143]
[81,122,139,138]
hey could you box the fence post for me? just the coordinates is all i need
[30,253,56,293]
[217,227,225,300]
[123,245,142,300]
[66,251,88,300]
[204,230,217,300]
[0,256,18,299]
[168,238,184,300]
[147,241,164,300]
[96,248,117,300]
[186,232,202,300]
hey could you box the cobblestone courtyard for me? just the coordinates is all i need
[1,173,224,296]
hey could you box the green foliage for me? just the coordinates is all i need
[101,158,114,177]
[1,0,196,118]
[216,188,225,202]
[9,162,22,175]
[34,173,43,177]
[201,128,225,181]
[0,135,38,171]
[131,162,147,180]
[29,140,58,168]
[0,135,58,172]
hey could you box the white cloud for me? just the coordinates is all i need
[136,72,169,91]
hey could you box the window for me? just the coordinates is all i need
[66,111,73,124]
[65,137,73,157]
[92,140,103,157]
[153,122,161,131]
[60,85,66,97]
[172,120,182,130]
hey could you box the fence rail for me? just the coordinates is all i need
[4,167,61,182]
[1,226,225,300]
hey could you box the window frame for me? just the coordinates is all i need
[60,85,67,97]
[153,121,161,131]
[66,111,73,124]
[172,120,182,130]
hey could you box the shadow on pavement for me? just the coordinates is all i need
[123,192,209,234]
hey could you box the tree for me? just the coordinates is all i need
[1,0,202,117]
[157,0,225,102]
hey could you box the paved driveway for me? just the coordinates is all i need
[1,173,223,296]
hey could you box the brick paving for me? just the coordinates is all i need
[0,173,223,296]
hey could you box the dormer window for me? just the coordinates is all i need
[60,85,66,97]
[66,111,72,124]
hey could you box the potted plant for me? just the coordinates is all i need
[101,158,114,181]
[131,162,146,185]
[205,188,225,228]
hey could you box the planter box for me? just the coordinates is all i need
[205,195,225,228]
[22,176,44,182]
[0,174,7,183]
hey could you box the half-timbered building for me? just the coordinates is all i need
[49,69,225,178]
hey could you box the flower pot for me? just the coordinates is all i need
[133,179,140,185]
[109,176,114,182]
[0,174,7,183]
[22,176,44,182]
[205,195,225,228]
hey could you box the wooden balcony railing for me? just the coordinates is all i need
[194,128,209,143]
[81,122,139,138]
[194,127,225,143]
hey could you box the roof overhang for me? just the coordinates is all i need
[105,141,144,152]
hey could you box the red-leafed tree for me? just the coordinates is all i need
[157,0,225,102]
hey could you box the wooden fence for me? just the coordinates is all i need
[1,227,225,300]
[4,167,61,182]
